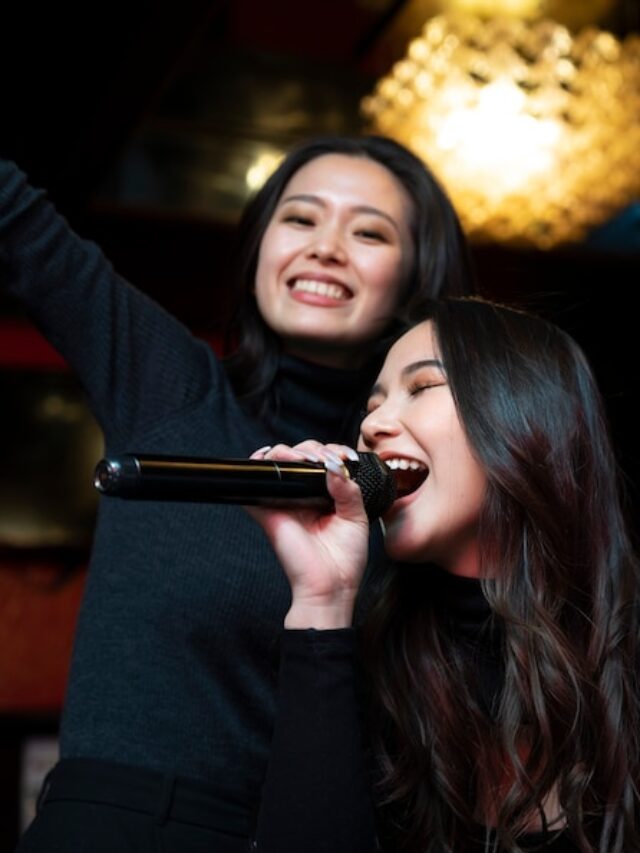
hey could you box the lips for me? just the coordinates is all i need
[382,457,429,498]
[289,278,353,301]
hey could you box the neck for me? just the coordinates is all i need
[438,537,481,579]
[283,341,366,370]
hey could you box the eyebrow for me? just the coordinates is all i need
[280,193,400,231]
[369,359,445,397]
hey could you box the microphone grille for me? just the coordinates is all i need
[348,452,397,521]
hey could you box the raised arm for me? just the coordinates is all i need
[248,442,377,853]
[0,159,216,442]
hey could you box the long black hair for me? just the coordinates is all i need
[223,135,475,417]
[364,298,640,852]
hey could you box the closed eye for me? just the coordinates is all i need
[408,381,447,396]
[355,228,388,242]
[283,214,315,226]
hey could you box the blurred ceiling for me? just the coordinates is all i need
[1,0,399,215]
[2,0,639,250]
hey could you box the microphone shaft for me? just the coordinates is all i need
[93,452,397,520]
[95,454,336,506]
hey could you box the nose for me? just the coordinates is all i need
[306,223,347,264]
[360,402,402,449]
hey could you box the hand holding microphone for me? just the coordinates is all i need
[245,441,374,629]
[93,441,392,627]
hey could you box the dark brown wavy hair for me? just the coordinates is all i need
[363,298,640,852]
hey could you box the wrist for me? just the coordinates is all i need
[285,592,357,629]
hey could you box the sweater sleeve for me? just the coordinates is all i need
[253,629,376,853]
[0,159,217,443]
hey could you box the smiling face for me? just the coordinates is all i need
[254,153,415,368]
[358,320,487,577]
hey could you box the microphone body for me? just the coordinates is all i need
[93,452,396,521]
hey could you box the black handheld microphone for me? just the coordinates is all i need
[93,452,397,521]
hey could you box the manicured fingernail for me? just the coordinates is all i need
[254,445,271,454]
[325,459,350,480]
[343,446,359,461]
[325,451,343,466]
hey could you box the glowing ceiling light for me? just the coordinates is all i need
[446,0,615,25]
[433,79,562,197]
[361,12,640,248]
[449,0,545,17]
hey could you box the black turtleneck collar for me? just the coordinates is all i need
[429,564,493,642]
[428,565,504,716]
[271,353,372,445]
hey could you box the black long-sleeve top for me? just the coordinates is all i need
[0,159,372,833]
[255,573,579,852]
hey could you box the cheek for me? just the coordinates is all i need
[254,232,289,305]
[255,229,277,284]
[257,229,309,287]
[371,234,414,297]
[360,255,406,309]
[253,259,269,318]
[254,243,281,325]
[450,455,487,517]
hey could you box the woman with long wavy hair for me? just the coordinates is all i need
[250,297,640,853]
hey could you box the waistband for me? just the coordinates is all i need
[38,757,253,837]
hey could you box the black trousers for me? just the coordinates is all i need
[15,757,255,853]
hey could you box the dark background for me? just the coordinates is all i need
[0,1,639,847]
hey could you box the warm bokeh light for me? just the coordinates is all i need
[245,150,285,192]
[447,0,545,17]
[361,13,640,248]
[444,0,615,27]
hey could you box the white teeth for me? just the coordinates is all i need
[292,279,350,300]
[384,458,426,471]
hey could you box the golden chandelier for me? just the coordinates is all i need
[361,3,640,248]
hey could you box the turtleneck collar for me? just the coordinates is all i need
[271,352,372,445]
[429,564,494,643]
[429,565,504,716]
